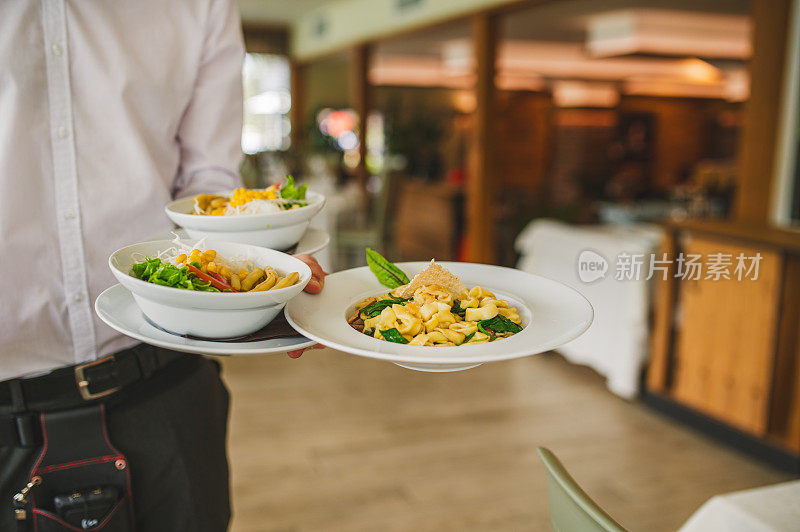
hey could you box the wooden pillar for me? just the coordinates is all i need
[734,0,793,222]
[466,13,497,263]
[289,61,306,151]
[351,44,372,193]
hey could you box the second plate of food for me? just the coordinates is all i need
[285,259,593,372]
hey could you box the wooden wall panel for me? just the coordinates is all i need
[672,236,782,435]
[618,97,716,192]
[493,90,551,196]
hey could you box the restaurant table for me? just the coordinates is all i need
[678,480,800,532]
[515,219,662,399]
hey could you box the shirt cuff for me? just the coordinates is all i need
[172,166,243,199]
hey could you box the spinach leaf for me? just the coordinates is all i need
[451,300,467,318]
[477,314,523,337]
[366,248,410,288]
[379,328,409,344]
[461,332,475,344]
[476,321,496,339]
[359,296,411,318]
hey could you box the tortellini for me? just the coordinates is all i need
[349,284,523,346]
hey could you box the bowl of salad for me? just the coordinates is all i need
[109,237,312,338]
[164,176,325,250]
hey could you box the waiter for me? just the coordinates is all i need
[0,0,324,529]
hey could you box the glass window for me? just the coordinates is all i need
[242,53,291,154]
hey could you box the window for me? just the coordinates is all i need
[241,53,291,154]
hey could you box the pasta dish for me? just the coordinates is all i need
[349,257,523,346]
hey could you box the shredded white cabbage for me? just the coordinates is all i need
[223,199,282,215]
[132,234,258,273]
[145,233,258,272]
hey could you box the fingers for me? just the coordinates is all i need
[295,254,328,294]
[286,343,326,359]
[304,278,322,294]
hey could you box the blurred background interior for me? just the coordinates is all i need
[225,0,800,530]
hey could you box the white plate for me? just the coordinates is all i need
[96,284,316,356]
[149,227,330,256]
[292,227,330,256]
[285,262,593,372]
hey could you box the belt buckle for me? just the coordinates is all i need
[74,356,121,401]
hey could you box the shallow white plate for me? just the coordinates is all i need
[96,284,316,356]
[285,262,594,372]
[291,227,330,255]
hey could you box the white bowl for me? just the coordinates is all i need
[109,240,311,338]
[164,191,325,250]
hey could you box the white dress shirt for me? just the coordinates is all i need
[0,0,244,380]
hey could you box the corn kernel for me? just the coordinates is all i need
[189,249,201,260]
[220,267,230,279]
[176,253,187,264]
[237,269,248,280]
[203,250,217,260]
[207,262,217,273]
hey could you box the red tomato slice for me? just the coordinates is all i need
[187,264,234,291]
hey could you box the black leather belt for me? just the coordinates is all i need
[0,343,188,448]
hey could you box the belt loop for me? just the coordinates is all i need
[8,379,26,414]
[135,346,157,379]
[15,414,40,448]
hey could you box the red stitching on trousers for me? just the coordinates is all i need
[35,454,123,474]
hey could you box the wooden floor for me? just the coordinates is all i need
[221,350,792,532]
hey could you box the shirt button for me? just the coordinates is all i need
[51,44,63,56]
[63,209,76,220]
[73,293,84,303]
[56,126,68,139]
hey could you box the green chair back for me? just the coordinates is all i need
[537,447,627,532]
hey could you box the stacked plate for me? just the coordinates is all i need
[97,182,592,372]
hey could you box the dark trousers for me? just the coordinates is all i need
[0,348,231,531]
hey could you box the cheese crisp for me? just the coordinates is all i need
[399,260,467,299]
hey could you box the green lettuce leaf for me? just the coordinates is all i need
[278,175,308,208]
[130,257,219,292]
